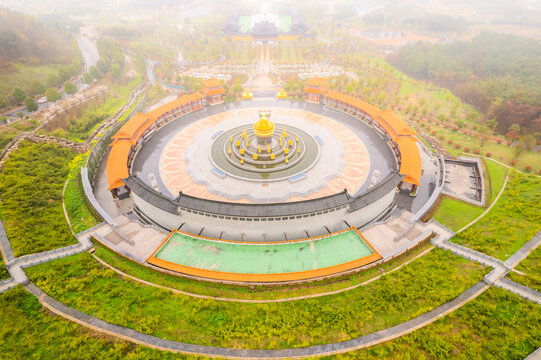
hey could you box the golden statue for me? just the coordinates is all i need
[288,139,293,147]
[253,113,274,144]
[285,156,289,164]
[284,148,289,155]
[270,153,275,160]
[236,140,240,147]
[240,148,245,156]
[253,153,258,160]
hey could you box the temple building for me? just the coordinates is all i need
[304,77,328,104]
[201,78,226,105]
[223,7,312,43]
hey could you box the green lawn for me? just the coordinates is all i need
[0,257,8,280]
[0,63,62,92]
[327,288,541,360]
[434,159,508,231]
[64,155,101,234]
[508,247,541,292]
[0,141,77,257]
[0,127,18,150]
[26,248,485,350]
[452,172,541,260]
[0,286,194,360]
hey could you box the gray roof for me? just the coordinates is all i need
[347,172,403,212]
[124,177,179,214]
[125,171,402,218]
[175,190,352,217]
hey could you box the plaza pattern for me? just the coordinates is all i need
[159,108,371,203]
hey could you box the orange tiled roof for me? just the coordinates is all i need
[202,87,226,96]
[147,92,204,119]
[396,136,422,186]
[324,90,381,116]
[202,78,223,88]
[111,113,153,144]
[106,140,132,190]
[373,110,417,142]
[305,77,326,87]
[304,86,327,95]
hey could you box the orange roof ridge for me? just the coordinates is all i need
[202,78,223,88]
[106,140,131,190]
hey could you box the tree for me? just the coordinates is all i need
[17,112,24,119]
[64,81,77,95]
[0,95,7,109]
[46,73,60,88]
[24,96,38,112]
[89,66,101,80]
[44,88,61,102]
[232,80,242,96]
[82,72,93,84]
[0,116,7,124]
[111,63,122,80]
[31,80,46,95]
[513,134,537,160]
[12,87,27,104]
[96,59,110,74]
[506,124,521,141]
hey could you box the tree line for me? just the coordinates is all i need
[388,33,541,135]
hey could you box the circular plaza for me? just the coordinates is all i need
[99,88,425,283]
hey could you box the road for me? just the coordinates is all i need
[1,36,98,121]
[76,36,99,71]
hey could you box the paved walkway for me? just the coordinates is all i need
[433,229,541,304]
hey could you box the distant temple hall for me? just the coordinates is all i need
[223,5,312,43]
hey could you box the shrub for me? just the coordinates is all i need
[525,165,532,172]
[448,139,453,144]
[439,135,444,140]
[474,149,481,155]
[455,144,461,149]
[510,160,517,166]
[464,147,470,153]
[486,152,491,157]
[431,130,437,135]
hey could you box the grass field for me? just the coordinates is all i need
[0,286,194,359]
[0,63,62,92]
[508,247,541,292]
[27,248,484,349]
[327,288,541,360]
[0,257,8,280]
[452,172,541,260]
[434,159,508,231]
[63,155,100,234]
[0,141,77,257]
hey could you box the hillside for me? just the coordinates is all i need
[0,7,72,71]
[388,33,541,134]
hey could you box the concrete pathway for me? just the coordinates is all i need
[0,278,16,294]
[494,278,541,305]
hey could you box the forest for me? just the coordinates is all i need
[388,33,541,134]
[0,8,72,70]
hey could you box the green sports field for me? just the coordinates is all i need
[239,16,252,33]
[152,230,375,274]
